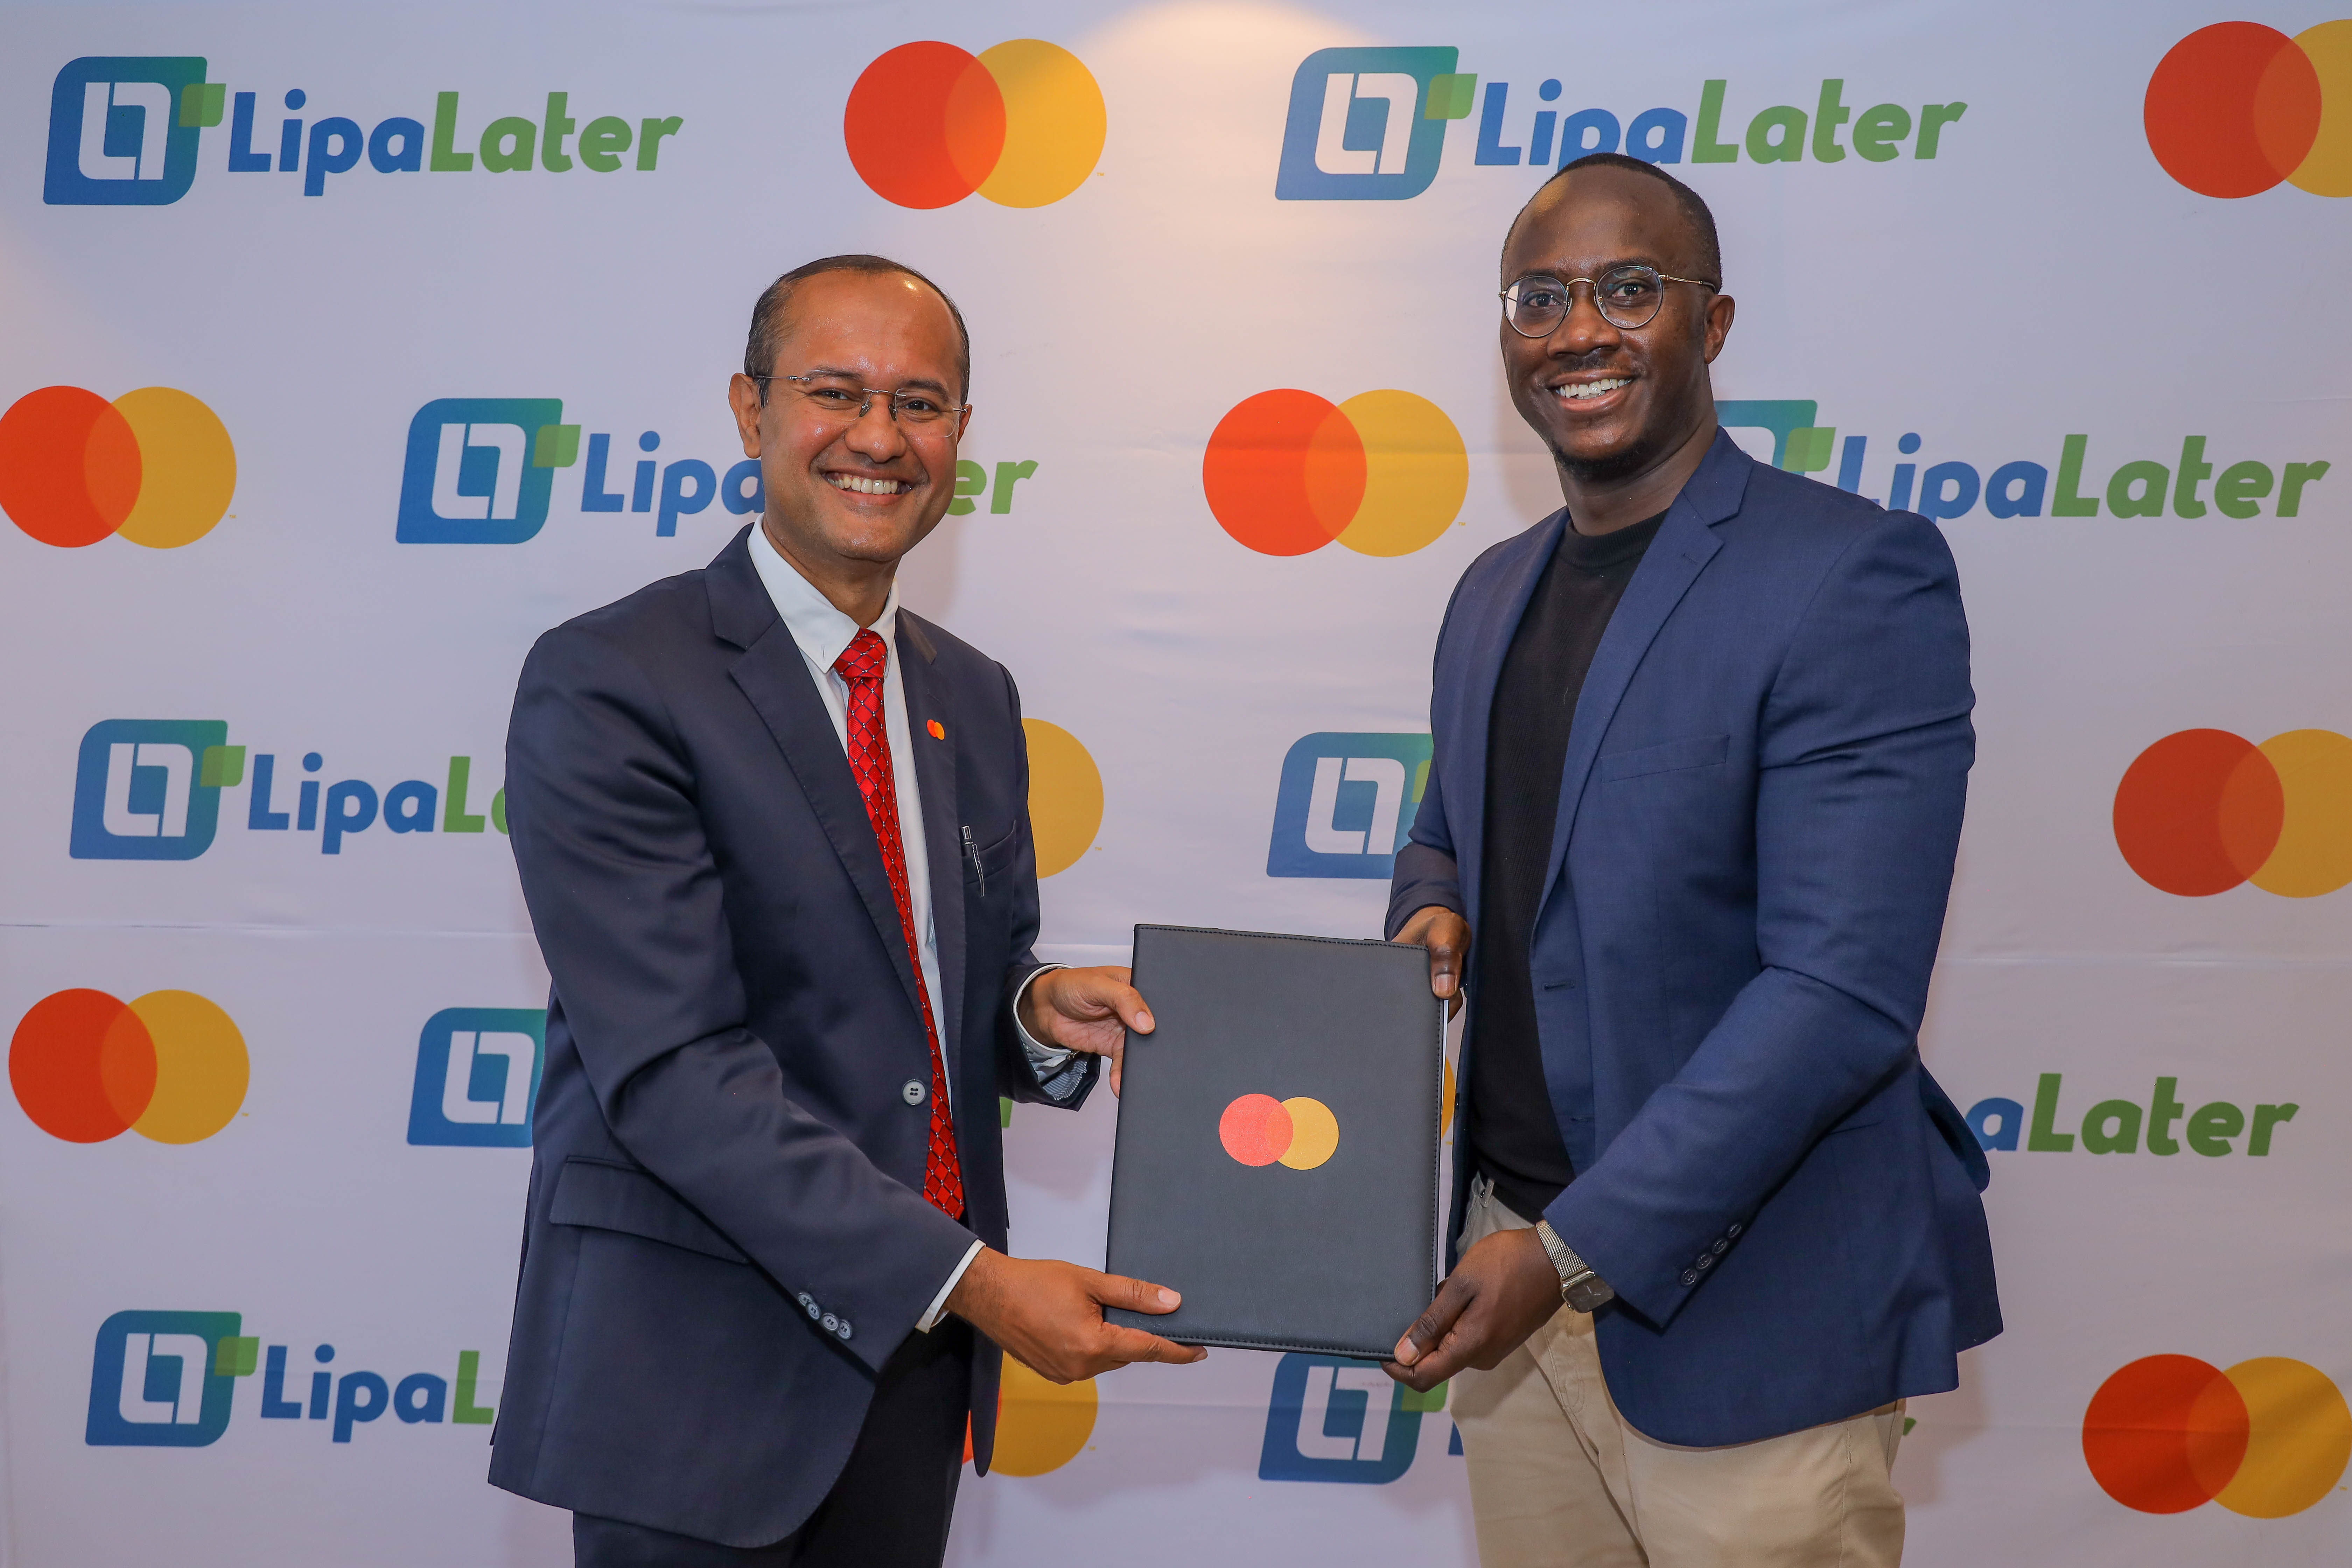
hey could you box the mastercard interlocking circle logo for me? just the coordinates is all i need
[10,989,248,1144]
[2146,21,2352,197]
[1219,1093,1338,1170]
[1203,389,1468,558]
[2113,728,2352,896]
[2085,1355,2351,1517]
[0,386,235,548]
[845,41,1106,209]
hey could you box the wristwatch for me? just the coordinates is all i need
[1535,1220,1616,1314]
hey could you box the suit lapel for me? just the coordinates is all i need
[896,612,966,1074]
[708,531,927,1027]
[1449,512,1568,923]
[1534,433,1753,920]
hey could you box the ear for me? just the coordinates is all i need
[1701,292,1736,364]
[728,373,764,460]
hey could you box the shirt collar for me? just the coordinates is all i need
[747,521,899,676]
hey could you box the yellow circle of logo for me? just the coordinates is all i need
[1022,718,1103,877]
[988,1358,1097,1476]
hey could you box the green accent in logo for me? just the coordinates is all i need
[215,1336,259,1377]
[1783,427,1837,474]
[532,424,581,468]
[1398,1380,1448,1413]
[198,744,246,788]
[1424,74,1477,120]
[454,1350,496,1424]
[1713,400,1819,471]
[443,756,489,833]
[178,82,225,128]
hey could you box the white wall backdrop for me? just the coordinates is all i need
[4,2,2349,1564]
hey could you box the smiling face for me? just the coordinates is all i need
[728,269,972,595]
[1499,165,1733,488]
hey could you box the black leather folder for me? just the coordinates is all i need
[1104,924,1444,1359]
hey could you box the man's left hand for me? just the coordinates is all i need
[1384,1227,1562,1392]
[1020,966,1152,1094]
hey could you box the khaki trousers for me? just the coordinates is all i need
[1450,1180,1905,1568]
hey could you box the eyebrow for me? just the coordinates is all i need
[1510,256,1669,279]
[796,365,953,396]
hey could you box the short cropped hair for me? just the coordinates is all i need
[743,254,973,400]
[1511,153,1723,286]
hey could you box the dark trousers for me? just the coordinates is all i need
[574,1319,973,1568]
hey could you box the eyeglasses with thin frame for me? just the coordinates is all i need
[748,372,969,426]
[1500,265,1720,337]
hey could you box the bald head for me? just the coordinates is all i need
[1504,154,1721,288]
[746,253,972,402]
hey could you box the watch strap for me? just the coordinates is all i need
[1535,1219,1616,1312]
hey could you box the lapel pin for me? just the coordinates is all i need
[927,720,946,740]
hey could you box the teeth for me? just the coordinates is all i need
[1557,378,1630,401]
[827,473,905,495]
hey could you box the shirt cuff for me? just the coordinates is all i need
[916,1238,986,1333]
[1012,964,1085,1097]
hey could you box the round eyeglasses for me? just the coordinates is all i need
[1500,266,1720,336]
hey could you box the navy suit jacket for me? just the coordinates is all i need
[488,526,1093,1546]
[1387,433,2000,1446]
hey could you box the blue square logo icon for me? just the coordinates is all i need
[1275,47,1458,201]
[46,57,208,206]
[86,1310,243,1446]
[69,719,229,861]
[396,399,565,543]
[1259,1353,1437,1483]
[408,1008,545,1146]
[1267,732,1432,879]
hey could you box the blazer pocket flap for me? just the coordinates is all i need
[1598,733,1730,781]
[550,1158,749,1265]
[965,822,1023,884]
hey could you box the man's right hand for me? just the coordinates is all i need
[944,1249,1208,1384]
[1393,905,1470,1020]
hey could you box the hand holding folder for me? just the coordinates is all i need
[1104,925,1447,1359]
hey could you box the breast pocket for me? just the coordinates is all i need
[962,822,1023,895]
[1597,732,1730,782]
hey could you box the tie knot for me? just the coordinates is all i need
[833,627,888,684]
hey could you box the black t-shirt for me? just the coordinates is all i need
[1469,511,1664,1223]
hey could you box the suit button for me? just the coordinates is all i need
[902,1079,926,1106]
[1680,1269,1700,1286]
[836,1320,853,1341]
[1695,1253,1714,1270]
[1712,1239,1729,1255]
[804,1300,822,1321]
[821,1313,839,1333]
[1726,1223,1743,1238]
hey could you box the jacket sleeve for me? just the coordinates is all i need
[506,623,976,1373]
[1386,571,1474,938]
[1387,758,1465,938]
[1544,512,1974,1326]
[994,663,1100,1109]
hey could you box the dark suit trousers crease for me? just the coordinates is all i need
[573,1319,973,1568]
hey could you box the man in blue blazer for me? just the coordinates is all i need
[1383,156,1999,1564]
[491,256,1201,1567]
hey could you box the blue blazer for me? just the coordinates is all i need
[1388,433,1999,1446]
[489,527,1093,1547]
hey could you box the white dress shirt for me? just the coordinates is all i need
[747,524,1072,1329]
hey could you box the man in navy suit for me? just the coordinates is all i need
[491,255,1202,1567]
[1382,156,1999,1564]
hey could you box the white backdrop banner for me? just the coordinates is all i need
[5,2,2350,1564]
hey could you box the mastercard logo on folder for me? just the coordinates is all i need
[1220,1092,1340,1171]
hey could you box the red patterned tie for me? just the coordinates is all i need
[833,628,964,1219]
